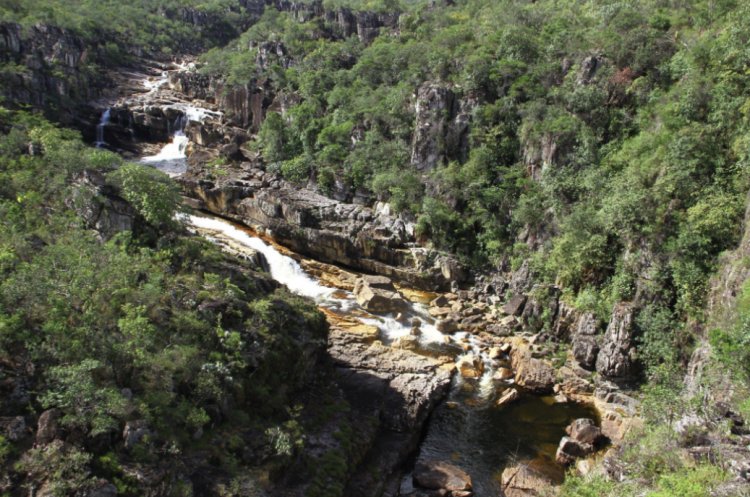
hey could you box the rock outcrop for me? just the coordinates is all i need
[180,162,466,289]
[327,325,453,497]
[509,339,555,393]
[68,169,143,240]
[353,275,408,313]
[0,22,108,130]
[571,312,600,370]
[500,460,560,497]
[413,460,473,496]
[555,418,604,465]
[595,303,638,379]
[410,83,474,172]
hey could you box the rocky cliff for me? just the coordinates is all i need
[0,22,109,133]
[180,161,466,290]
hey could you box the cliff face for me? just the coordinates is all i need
[0,22,109,131]
[686,191,750,394]
[179,161,467,290]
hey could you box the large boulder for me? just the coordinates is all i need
[510,340,555,393]
[596,303,638,378]
[457,354,484,379]
[571,312,600,370]
[555,418,604,465]
[567,418,604,446]
[502,294,527,316]
[413,460,472,493]
[514,357,555,393]
[555,436,592,466]
[35,408,61,445]
[354,275,408,313]
[572,335,599,370]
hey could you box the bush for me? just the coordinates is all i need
[281,155,313,183]
[107,164,181,227]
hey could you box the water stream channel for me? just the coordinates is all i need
[97,68,599,496]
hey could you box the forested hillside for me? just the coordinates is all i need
[2,0,750,496]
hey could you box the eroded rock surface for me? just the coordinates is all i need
[326,324,453,497]
[595,303,638,379]
[180,162,465,289]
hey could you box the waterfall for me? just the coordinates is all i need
[187,215,335,301]
[139,102,223,177]
[185,214,448,345]
[143,71,169,92]
[94,108,111,148]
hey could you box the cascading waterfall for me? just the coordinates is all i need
[133,70,599,494]
[176,212,601,495]
[188,215,335,301]
[143,71,168,92]
[139,101,223,177]
[94,108,111,148]
[185,214,453,346]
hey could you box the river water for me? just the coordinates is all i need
[116,70,600,496]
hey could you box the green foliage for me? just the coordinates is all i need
[560,463,727,497]
[649,465,727,497]
[107,163,181,227]
[17,441,94,496]
[0,0,250,54]
[281,155,313,183]
[40,359,128,436]
[0,435,11,465]
[0,111,329,492]
[710,279,750,379]
[562,420,727,497]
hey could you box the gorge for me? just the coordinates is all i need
[2,1,750,497]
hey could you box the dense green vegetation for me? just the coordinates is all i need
[194,2,750,494]
[0,0,253,55]
[3,0,750,494]
[202,0,750,357]
[0,109,328,494]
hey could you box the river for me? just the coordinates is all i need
[97,68,600,496]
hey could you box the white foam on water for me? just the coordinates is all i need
[141,132,189,162]
[144,71,169,92]
[139,132,189,177]
[183,215,454,346]
[181,105,222,123]
[186,215,335,301]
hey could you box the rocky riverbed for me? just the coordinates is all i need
[93,62,643,497]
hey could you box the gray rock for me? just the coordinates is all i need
[35,408,61,445]
[555,436,593,465]
[502,295,527,316]
[436,318,458,333]
[596,303,638,378]
[410,83,454,172]
[566,418,603,446]
[353,275,407,313]
[572,335,599,370]
[123,420,151,450]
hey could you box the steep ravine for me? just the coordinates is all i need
[105,66,641,497]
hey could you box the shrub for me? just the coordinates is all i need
[107,164,181,227]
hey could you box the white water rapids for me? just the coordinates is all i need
[140,131,189,177]
[133,70,497,372]
[124,66,600,497]
[185,213,449,345]
[187,214,335,301]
